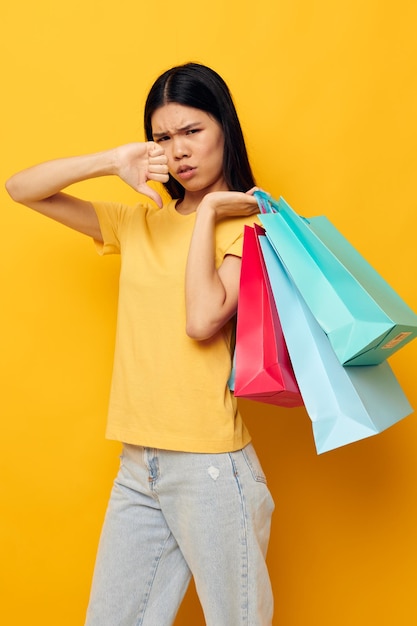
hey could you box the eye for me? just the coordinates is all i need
[155,135,170,143]
[186,128,200,136]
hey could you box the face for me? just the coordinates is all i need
[151,103,227,196]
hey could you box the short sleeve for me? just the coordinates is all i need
[225,231,245,258]
[222,215,262,259]
[92,201,133,255]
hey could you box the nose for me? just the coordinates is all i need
[172,137,190,160]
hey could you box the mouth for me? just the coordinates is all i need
[176,165,196,180]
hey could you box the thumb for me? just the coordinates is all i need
[245,186,262,196]
[137,182,164,208]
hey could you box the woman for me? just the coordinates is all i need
[6,62,274,626]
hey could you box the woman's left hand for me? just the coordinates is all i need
[197,187,259,221]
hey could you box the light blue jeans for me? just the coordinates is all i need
[85,443,275,626]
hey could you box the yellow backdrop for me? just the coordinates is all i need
[2,1,417,624]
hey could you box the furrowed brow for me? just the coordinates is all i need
[153,123,200,139]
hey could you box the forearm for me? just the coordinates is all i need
[5,150,117,203]
[185,206,238,340]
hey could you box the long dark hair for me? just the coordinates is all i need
[144,63,256,199]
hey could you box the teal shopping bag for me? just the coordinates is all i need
[259,233,413,454]
[256,191,417,365]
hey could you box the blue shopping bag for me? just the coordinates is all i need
[259,233,413,454]
[256,190,417,365]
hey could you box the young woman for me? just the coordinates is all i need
[6,62,275,626]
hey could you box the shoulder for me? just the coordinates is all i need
[214,214,261,261]
[216,213,261,240]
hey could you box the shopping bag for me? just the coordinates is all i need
[256,190,417,366]
[232,225,303,407]
[259,232,413,453]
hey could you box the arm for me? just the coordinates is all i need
[185,190,258,340]
[5,142,169,240]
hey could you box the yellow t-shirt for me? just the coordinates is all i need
[93,198,255,453]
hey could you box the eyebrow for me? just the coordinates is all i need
[152,122,201,139]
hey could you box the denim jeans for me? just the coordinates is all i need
[85,443,275,626]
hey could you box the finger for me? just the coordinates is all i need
[147,169,169,183]
[247,186,270,197]
[137,183,164,208]
[149,154,168,169]
[148,141,165,158]
[148,161,169,182]
[241,195,258,205]
[148,163,169,174]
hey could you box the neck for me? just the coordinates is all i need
[175,198,198,215]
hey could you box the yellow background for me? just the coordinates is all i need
[1,1,417,624]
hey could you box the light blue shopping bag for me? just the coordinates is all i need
[259,233,413,454]
[256,190,417,366]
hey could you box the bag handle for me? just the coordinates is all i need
[254,190,280,214]
[254,191,310,225]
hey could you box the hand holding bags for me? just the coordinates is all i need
[256,191,417,365]
[233,225,303,407]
